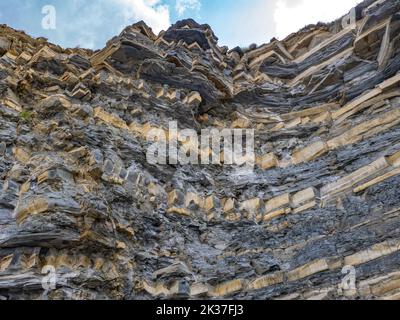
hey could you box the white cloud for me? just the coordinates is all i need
[117,0,171,34]
[175,0,201,16]
[274,0,363,40]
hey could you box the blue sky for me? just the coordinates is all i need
[0,0,362,50]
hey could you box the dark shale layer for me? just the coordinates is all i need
[1,0,400,300]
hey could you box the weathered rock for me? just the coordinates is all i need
[0,0,400,300]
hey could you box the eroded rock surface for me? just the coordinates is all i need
[1,0,400,300]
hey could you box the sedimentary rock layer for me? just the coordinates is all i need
[1,0,400,300]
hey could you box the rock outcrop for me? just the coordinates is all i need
[1,0,400,300]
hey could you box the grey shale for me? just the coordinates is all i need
[1,0,400,300]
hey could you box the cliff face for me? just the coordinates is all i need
[1,0,400,300]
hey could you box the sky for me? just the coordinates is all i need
[0,0,363,50]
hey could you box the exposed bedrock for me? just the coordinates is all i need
[0,0,400,300]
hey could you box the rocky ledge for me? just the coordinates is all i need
[1,0,400,300]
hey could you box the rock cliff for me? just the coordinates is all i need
[1,0,400,300]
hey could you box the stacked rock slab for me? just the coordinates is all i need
[1,0,400,300]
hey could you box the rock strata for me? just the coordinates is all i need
[1,0,400,300]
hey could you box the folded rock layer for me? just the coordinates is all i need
[1,0,400,300]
